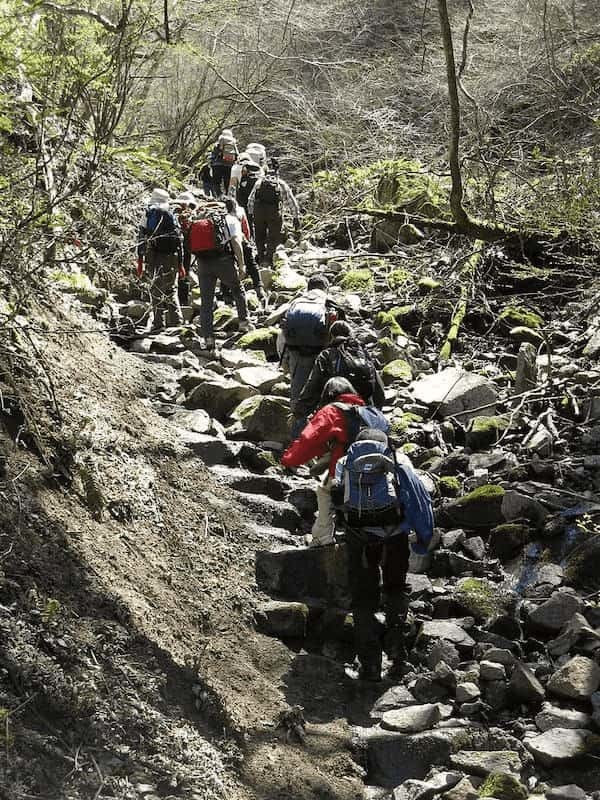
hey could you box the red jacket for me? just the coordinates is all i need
[281,393,365,477]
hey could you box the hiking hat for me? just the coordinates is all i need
[320,377,356,405]
[149,188,170,206]
[307,275,329,291]
[356,427,388,444]
[330,320,352,339]
[238,152,252,164]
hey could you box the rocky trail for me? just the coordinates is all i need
[3,225,600,800]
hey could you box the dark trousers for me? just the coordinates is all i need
[253,205,283,264]
[346,532,409,672]
[197,253,248,338]
[220,240,264,303]
[212,164,232,195]
[145,250,183,331]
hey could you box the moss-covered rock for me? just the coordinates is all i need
[499,305,544,331]
[398,223,424,244]
[478,772,527,800]
[271,265,306,292]
[52,270,107,306]
[337,268,374,293]
[417,276,441,294]
[230,395,290,443]
[376,337,403,364]
[466,415,510,450]
[489,523,531,561]
[439,475,461,497]
[389,412,423,441]
[213,305,237,331]
[382,359,413,386]
[442,484,506,529]
[238,326,279,358]
[455,578,508,621]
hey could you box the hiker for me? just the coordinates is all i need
[136,187,184,333]
[198,161,215,198]
[210,129,239,195]
[277,276,341,418]
[246,142,267,167]
[331,428,434,681]
[294,320,385,424]
[247,168,300,266]
[224,197,266,304]
[236,160,263,216]
[189,199,253,351]
[172,191,198,307]
[281,377,389,547]
[228,152,252,199]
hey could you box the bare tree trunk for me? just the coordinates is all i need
[437,0,470,228]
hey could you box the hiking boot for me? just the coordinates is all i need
[238,319,255,333]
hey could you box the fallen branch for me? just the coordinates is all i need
[439,242,483,361]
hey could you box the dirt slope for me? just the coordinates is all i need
[0,300,363,800]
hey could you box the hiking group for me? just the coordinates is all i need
[135,127,434,683]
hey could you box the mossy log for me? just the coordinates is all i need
[439,242,484,361]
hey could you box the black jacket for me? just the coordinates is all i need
[294,336,385,418]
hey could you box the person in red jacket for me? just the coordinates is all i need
[281,377,364,546]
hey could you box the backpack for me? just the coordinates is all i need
[221,141,237,164]
[237,166,261,209]
[339,438,403,529]
[334,340,375,402]
[333,402,390,443]
[188,208,230,254]
[255,175,282,207]
[146,206,181,254]
[284,290,329,350]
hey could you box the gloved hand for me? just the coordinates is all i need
[136,256,144,278]
[178,263,186,280]
[293,217,300,232]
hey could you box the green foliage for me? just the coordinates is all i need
[390,411,423,437]
[41,598,61,625]
[374,306,411,336]
[387,268,411,290]
[456,484,505,505]
[417,276,440,293]
[312,159,449,216]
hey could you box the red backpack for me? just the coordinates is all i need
[188,208,230,254]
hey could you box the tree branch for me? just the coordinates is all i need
[25,0,122,32]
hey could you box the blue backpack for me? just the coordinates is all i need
[284,290,329,350]
[146,205,181,254]
[333,403,390,442]
[340,438,402,528]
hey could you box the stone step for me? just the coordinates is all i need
[256,544,351,606]
[234,491,303,531]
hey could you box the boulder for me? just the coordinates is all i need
[547,786,588,800]
[547,656,600,700]
[381,703,441,733]
[185,378,258,419]
[466,416,509,450]
[237,326,279,357]
[501,490,547,526]
[508,662,545,706]
[525,727,594,767]
[382,359,413,386]
[489,524,531,561]
[182,434,243,466]
[255,600,308,638]
[255,545,350,606]
[232,365,281,393]
[172,408,213,434]
[411,368,497,423]
[355,727,466,788]
[478,772,527,800]
[393,772,462,800]
[371,686,417,719]
[220,348,267,369]
[229,395,290,443]
[535,702,592,732]
[528,591,582,632]
[480,660,507,682]
[514,342,538,395]
[418,619,476,651]
[456,682,480,703]
[441,484,505,529]
[449,749,522,776]
[444,777,479,800]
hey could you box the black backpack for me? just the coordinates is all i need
[237,166,261,209]
[146,206,181,254]
[334,340,376,402]
[255,175,282,207]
